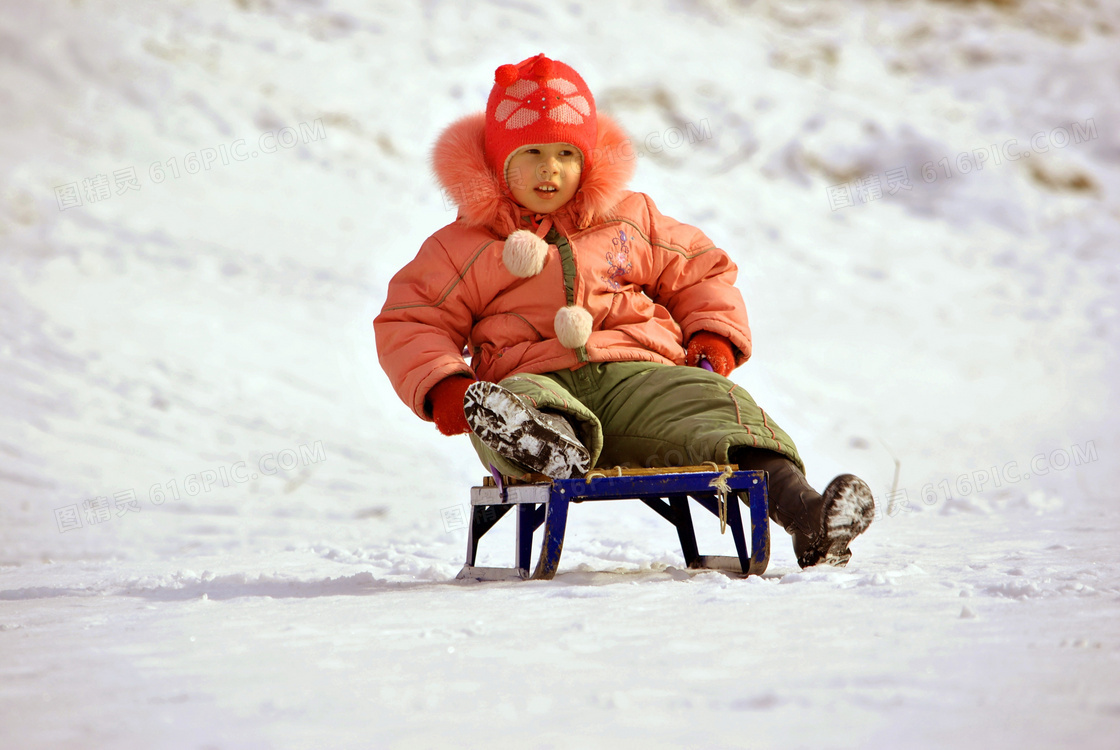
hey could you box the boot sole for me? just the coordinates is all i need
[464,381,590,480]
[798,474,875,568]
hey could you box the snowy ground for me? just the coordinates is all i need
[2,0,1119,748]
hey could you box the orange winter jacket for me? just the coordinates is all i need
[375,112,752,421]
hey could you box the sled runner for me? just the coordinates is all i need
[456,465,770,581]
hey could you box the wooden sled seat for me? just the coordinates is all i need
[456,465,769,582]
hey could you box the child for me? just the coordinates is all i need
[375,54,874,568]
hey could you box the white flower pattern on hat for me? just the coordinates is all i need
[494,77,591,130]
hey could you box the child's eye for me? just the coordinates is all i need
[524,148,540,155]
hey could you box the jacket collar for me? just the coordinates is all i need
[431,112,636,237]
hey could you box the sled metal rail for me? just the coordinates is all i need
[456,467,769,582]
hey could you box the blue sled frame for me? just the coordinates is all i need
[456,468,770,582]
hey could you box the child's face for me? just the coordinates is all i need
[504,143,583,214]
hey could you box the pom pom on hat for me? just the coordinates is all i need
[503,229,549,278]
[532,57,554,79]
[495,64,519,87]
[554,305,593,349]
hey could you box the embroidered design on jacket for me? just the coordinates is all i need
[603,229,633,291]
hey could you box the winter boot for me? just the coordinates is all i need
[732,447,875,568]
[793,474,876,567]
[463,381,591,480]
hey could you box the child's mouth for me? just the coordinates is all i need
[534,184,559,198]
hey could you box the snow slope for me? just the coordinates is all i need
[2,0,1118,747]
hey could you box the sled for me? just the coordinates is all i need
[456,465,769,582]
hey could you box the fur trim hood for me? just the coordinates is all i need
[431,112,636,236]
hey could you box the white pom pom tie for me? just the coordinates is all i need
[502,229,549,278]
[554,305,593,349]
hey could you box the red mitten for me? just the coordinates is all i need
[685,332,736,377]
[426,376,475,436]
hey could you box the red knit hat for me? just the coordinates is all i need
[484,54,597,193]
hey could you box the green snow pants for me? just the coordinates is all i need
[469,361,804,477]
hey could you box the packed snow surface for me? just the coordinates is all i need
[2,1,1119,748]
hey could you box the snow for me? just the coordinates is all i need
[2,0,1119,747]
